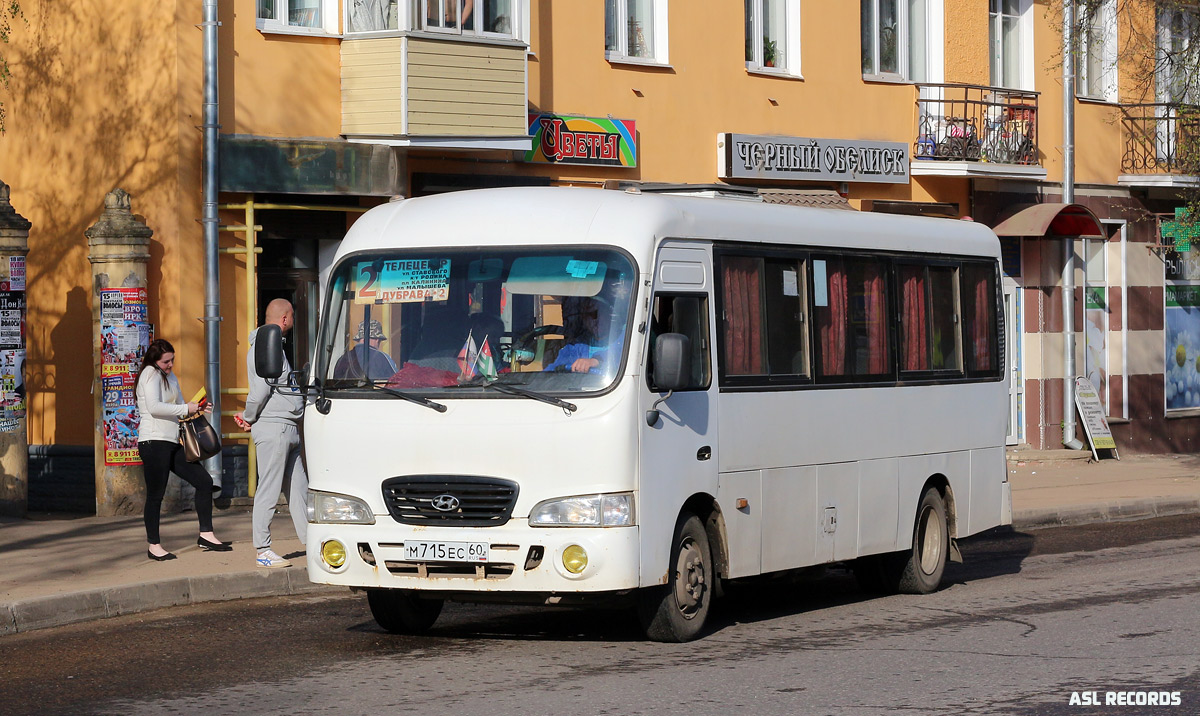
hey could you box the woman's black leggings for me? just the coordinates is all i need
[137,440,215,544]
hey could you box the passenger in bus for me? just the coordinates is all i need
[333,319,398,381]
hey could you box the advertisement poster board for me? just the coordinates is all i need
[100,288,151,465]
[1075,377,1117,460]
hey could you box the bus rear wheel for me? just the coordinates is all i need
[896,487,949,594]
[637,513,713,642]
[367,589,444,634]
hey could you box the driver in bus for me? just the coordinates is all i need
[333,319,399,381]
[543,274,629,374]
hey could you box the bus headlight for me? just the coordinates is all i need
[307,490,376,524]
[529,493,634,527]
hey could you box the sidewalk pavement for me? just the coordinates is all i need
[3,450,1199,636]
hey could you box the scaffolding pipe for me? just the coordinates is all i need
[201,0,225,485]
[1061,3,1084,451]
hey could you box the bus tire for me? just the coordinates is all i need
[367,588,444,634]
[637,513,713,642]
[897,487,949,595]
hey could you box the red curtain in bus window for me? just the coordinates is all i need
[817,260,848,376]
[862,262,889,375]
[963,264,995,373]
[900,266,929,371]
[972,272,994,371]
[722,257,765,375]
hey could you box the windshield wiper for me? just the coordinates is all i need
[484,381,577,413]
[333,378,446,412]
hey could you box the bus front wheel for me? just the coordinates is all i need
[367,589,444,634]
[637,513,713,642]
[896,486,949,594]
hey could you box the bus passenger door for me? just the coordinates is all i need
[638,243,720,587]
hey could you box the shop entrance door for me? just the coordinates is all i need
[1003,282,1021,445]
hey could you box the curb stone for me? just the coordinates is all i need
[1,566,338,636]
[1014,498,1200,530]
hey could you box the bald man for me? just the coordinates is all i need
[237,298,308,568]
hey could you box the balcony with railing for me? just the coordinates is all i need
[1119,103,1200,188]
[910,83,1046,179]
[340,3,530,150]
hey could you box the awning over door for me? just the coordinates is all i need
[991,203,1107,239]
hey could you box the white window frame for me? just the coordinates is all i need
[605,0,670,66]
[860,0,940,83]
[411,0,526,41]
[745,0,802,77]
[257,0,340,36]
[1076,0,1118,102]
[989,0,1034,90]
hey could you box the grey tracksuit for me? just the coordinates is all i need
[244,327,308,552]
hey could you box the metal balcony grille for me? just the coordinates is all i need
[914,83,1040,166]
[1120,103,1200,175]
[381,475,519,527]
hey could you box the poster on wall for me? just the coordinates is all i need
[0,256,25,291]
[100,288,151,465]
[0,292,24,349]
[1084,286,1107,410]
[0,349,25,419]
[1165,283,1200,411]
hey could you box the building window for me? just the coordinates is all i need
[606,0,669,63]
[989,0,1027,88]
[861,0,929,81]
[415,0,522,37]
[745,1,800,74]
[1077,0,1117,101]
[258,0,337,33]
[348,0,399,31]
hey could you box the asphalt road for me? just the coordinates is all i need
[2,515,1198,716]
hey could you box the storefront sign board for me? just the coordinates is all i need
[719,133,909,184]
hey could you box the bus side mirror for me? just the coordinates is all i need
[647,333,691,426]
[255,324,284,380]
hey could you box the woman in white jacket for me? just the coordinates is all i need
[135,339,231,560]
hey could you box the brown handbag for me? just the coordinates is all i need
[179,413,221,463]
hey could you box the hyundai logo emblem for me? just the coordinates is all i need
[431,494,461,512]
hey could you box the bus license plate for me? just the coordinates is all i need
[404,540,488,563]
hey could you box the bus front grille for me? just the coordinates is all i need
[383,561,516,579]
[381,475,519,527]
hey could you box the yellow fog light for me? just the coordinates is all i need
[322,540,347,568]
[562,544,588,574]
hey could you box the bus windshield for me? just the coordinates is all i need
[320,248,637,395]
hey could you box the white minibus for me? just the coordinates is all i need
[255,186,1010,642]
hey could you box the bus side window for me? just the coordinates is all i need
[647,294,711,390]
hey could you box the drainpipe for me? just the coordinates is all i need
[1061,3,1084,450]
[201,0,224,487]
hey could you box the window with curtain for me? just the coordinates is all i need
[1076,0,1117,101]
[606,0,661,61]
[721,256,766,376]
[860,0,928,80]
[989,0,1023,88]
[719,255,809,380]
[258,0,335,31]
[961,263,998,376]
[814,256,890,380]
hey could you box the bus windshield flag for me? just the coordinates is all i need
[457,331,478,379]
[477,336,497,380]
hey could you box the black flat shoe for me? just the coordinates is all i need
[148,549,177,561]
[197,536,233,552]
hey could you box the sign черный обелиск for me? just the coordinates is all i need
[718,133,910,184]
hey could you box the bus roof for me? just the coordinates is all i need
[338,187,1001,261]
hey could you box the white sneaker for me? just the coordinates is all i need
[255,549,289,568]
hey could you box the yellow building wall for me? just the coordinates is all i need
[0,1,192,446]
[524,1,952,205]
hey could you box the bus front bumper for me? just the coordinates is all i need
[305,520,642,595]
